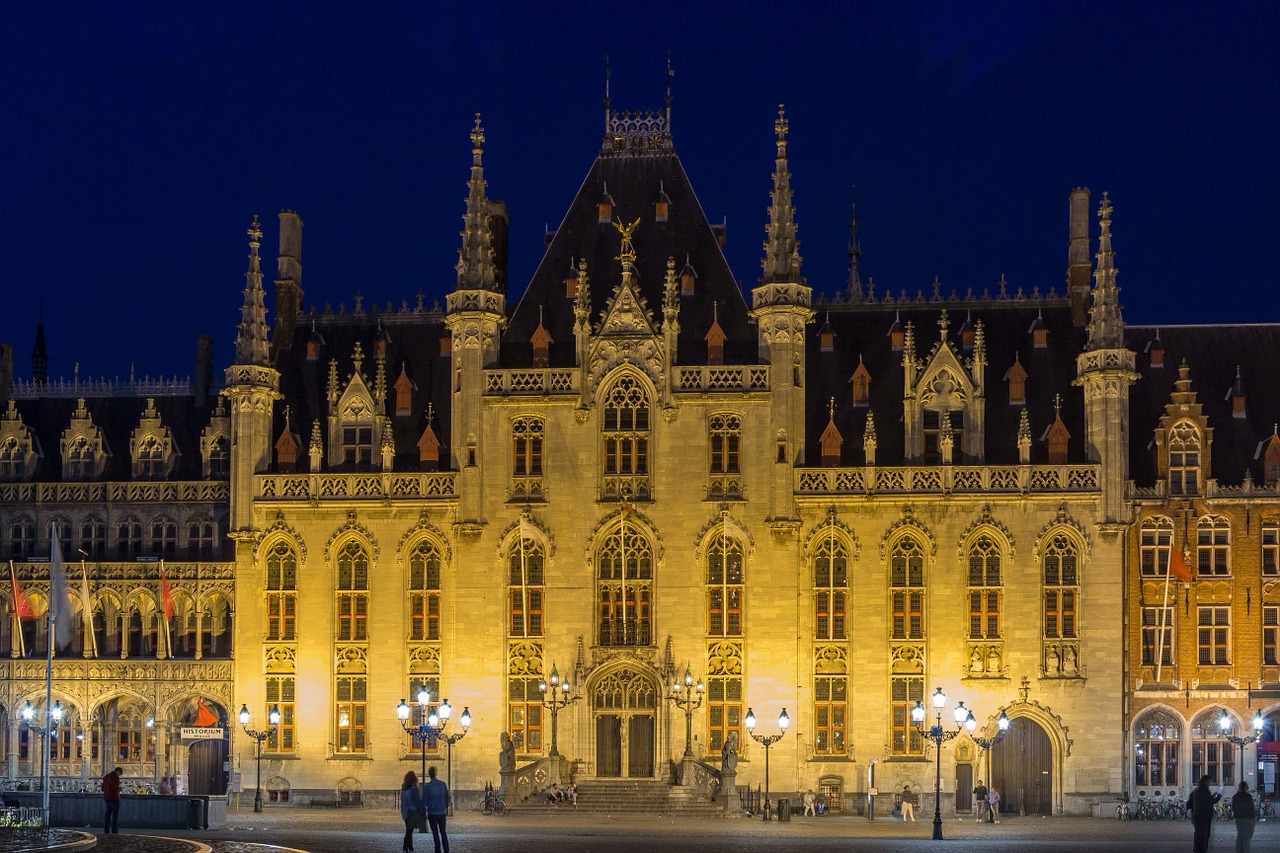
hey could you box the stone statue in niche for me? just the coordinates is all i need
[1045,645,1060,674]
[986,648,1001,674]
[721,731,738,773]
[499,732,516,773]
[970,649,983,674]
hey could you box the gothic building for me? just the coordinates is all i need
[0,98,1276,813]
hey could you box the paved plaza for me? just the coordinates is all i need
[34,808,1273,853]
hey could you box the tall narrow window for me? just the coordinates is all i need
[0,438,25,481]
[813,676,847,756]
[67,437,96,481]
[1168,421,1201,496]
[1196,517,1231,577]
[79,518,105,559]
[266,676,296,753]
[1140,606,1174,666]
[599,518,654,646]
[136,436,166,480]
[1264,606,1278,666]
[708,414,743,499]
[967,536,1002,639]
[1197,606,1230,665]
[1263,523,1280,576]
[116,519,142,560]
[149,517,177,559]
[706,643,743,755]
[889,535,925,640]
[334,676,367,753]
[1191,709,1235,786]
[9,519,34,560]
[511,416,545,501]
[812,531,847,640]
[265,542,297,642]
[890,676,924,756]
[207,435,230,479]
[508,676,543,753]
[408,541,442,641]
[1133,709,1180,788]
[1140,517,1173,576]
[336,542,369,642]
[1043,534,1079,639]
[706,527,744,638]
[601,375,651,500]
[508,537,545,638]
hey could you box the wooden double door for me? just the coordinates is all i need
[991,717,1053,814]
[596,713,655,778]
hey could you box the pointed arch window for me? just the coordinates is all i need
[187,518,216,559]
[601,375,651,500]
[116,518,142,560]
[812,531,847,641]
[599,518,653,646]
[1168,421,1201,496]
[79,517,105,560]
[8,518,34,560]
[336,541,369,641]
[967,535,1002,639]
[149,517,177,559]
[408,541,443,641]
[1133,709,1180,788]
[707,525,744,638]
[0,437,24,481]
[890,535,925,640]
[508,535,545,637]
[1262,522,1279,576]
[1190,708,1236,786]
[265,542,297,642]
[1140,516,1173,576]
[207,435,230,479]
[1196,516,1230,576]
[66,436,96,481]
[1042,534,1078,639]
[135,435,167,481]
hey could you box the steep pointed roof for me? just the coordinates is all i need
[1086,193,1125,351]
[503,106,752,367]
[234,216,271,367]
[455,114,498,293]
[760,105,802,285]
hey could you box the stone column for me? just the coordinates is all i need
[719,768,737,814]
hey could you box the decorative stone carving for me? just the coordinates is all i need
[264,644,297,673]
[398,510,453,564]
[323,510,379,563]
[958,505,1015,558]
[334,645,367,674]
[879,507,937,561]
[408,644,441,674]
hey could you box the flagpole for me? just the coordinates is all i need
[721,510,729,638]
[519,527,529,639]
[1154,540,1173,685]
[160,560,172,657]
[80,559,98,658]
[43,524,55,822]
[10,560,26,658]
[620,503,628,645]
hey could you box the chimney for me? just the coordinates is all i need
[194,335,213,406]
[0,343,12,400]
[486,200,509,294]
[1067,187,1091,326]
[271,211,305,357]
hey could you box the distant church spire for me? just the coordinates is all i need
[760,105,802,285]
[31,294,48,383]
[234,215,271,367]
[455,113,498,292]
[846,187,863,302]
[1086,192,1125,351]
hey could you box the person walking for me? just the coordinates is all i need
[1232,780,1256,853]
[973,780,988,822]
[423,765,450,853]
[400,771,425,853]
[900,784,916,822]
[101,767,122,834]
[1188,774,1223,853]
[987,786,1001,823]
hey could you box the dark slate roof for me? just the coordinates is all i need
[1126,324,1280,486]
[273,309,453,470]
[14,394,218,482]
[502,148,755,367]
[805,300,1088,467]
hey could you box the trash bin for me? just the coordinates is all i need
[187,798,206,830]
[777,798,791,821]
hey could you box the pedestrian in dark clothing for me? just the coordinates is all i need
[1188,774,1223,853]
[101,767,122,834]
[973,780,988,822]
[400,771,425,852]
[1232,780,1256,853]
[423,765,450,853]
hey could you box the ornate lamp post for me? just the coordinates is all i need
[437,708,471,816]
[967,710,1010,818]
[21,700,62,823]
[911,688,969,840]
[397,689,454,783]
[670,667,705,759]
[1220,709,1265,784]
[238,703,280,813]
[539,664,576,759]
[744,707,789,822]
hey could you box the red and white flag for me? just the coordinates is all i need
[159,561,175,622]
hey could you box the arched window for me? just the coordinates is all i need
[1168,421,1201,496]
[115,703,156,765]
[812,529,846,641]
[1133,708,1181,789]
[202,594,231,657]
[335,541,369,641]
[265,542,297,641]
[598,517,653,646]
[0,437,24,481]
[9,518,34,560]
[601,375,651,500]
[116,518,142,560]
[1190,707,1236,786]
[890,535,925,641]
[1196,516,1230,577]
[967,535,1002,640]
[508,534,545,638]
[66,437,96,481]
[187,519,216,559]
[408,541,442,641]
[79,517,105,559]
[135,435,167,481]
[207,435,230,479]
[1043,534,1079,640]
[510,416,544,501]
[707,525,744,638]
[149,517,177,559]
[1140,516,1173,576]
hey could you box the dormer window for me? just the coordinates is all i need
[818,315,834,353]
[531,314,553,368]
[565,261,579,298]
[705,305,725,365]
[889,315,904,351]
[960,317,975,350]
[418,420,441,471]
[130,399,175,481]
[394,369,414,416]
[681,259,697,296]
[1029,311,1048,348]
[1147,334,1164,368]
[440,334,452,357]
[598,183,614,223]
[343,425,373,466]
[135,436,166,481]
[276,423,299,473]
[207,435,230,479]
[1168,420,1201,496]
[850,359,871,407]
[1265,434,1280,487]
[820,404,843,467]
[1227,367,1246,419]
[654,182,670,222]
[0,437,25,481]
[1005,356,1027,405]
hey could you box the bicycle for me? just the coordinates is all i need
[481,782,507,816]
[1114,796,1132,821]
[1259,796,1274,821]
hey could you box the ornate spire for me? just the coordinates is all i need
[234,215,271,367]
[455,114,498,292]
[760,105,802,284]
[846,187,863,301]
[1086,192,1125,350]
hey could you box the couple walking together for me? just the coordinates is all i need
[401,766,450,853]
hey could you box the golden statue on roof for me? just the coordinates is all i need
[613,217,641,266]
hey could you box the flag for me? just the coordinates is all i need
[159,561,175,622]
[49,533,74,649]
[518,516,538,544]
[722,514,749,542]
[620,503,634,521]
[193,698,219,728]
[1168,545,1194,582]
[10,561,32,621]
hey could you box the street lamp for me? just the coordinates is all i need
[911,688,969,840]
[1219,710,1265,785]
[968,710,1010,819]
[238,703,280,814]
[744,707,789,822]
[669,666,705,759]
[397,689,456,785]
[539,664,577,758]
[437,708,472,816]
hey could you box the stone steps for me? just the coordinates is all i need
[509,779,723,815]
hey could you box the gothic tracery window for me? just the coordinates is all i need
[1168,421,1201,496]
[335,541,369,642]
[598,517,653,646]
[601,375,651,500]
[265,542,297,642]
[408,540,442,641]
[1043,534,1079,640]
[812,530,846,641]
[1140,516,1173,576]
[1133,708,1180,788]
[967,535,1002,640]
[890,535,925,640]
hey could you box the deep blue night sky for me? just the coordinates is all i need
[2,2,1277,382]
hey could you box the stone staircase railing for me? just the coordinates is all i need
[671,757,723,805]
[498,755,570,804]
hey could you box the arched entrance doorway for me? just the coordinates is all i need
[592,666,657,778]
[175,697,228,795]
[991,717,1053,814]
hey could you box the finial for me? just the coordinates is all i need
[938,310,950,337]
[713,300,719,323]
[828,397,835,421]
[666,52,674,106]
[470,113,485,163]
[426,402,435,424]
[1054,393,1063,418]
[774,104,788,144]
[283,404,292,427]
[538,305,544,327]
[1099,191,1113,223]
[248,214,262,243]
